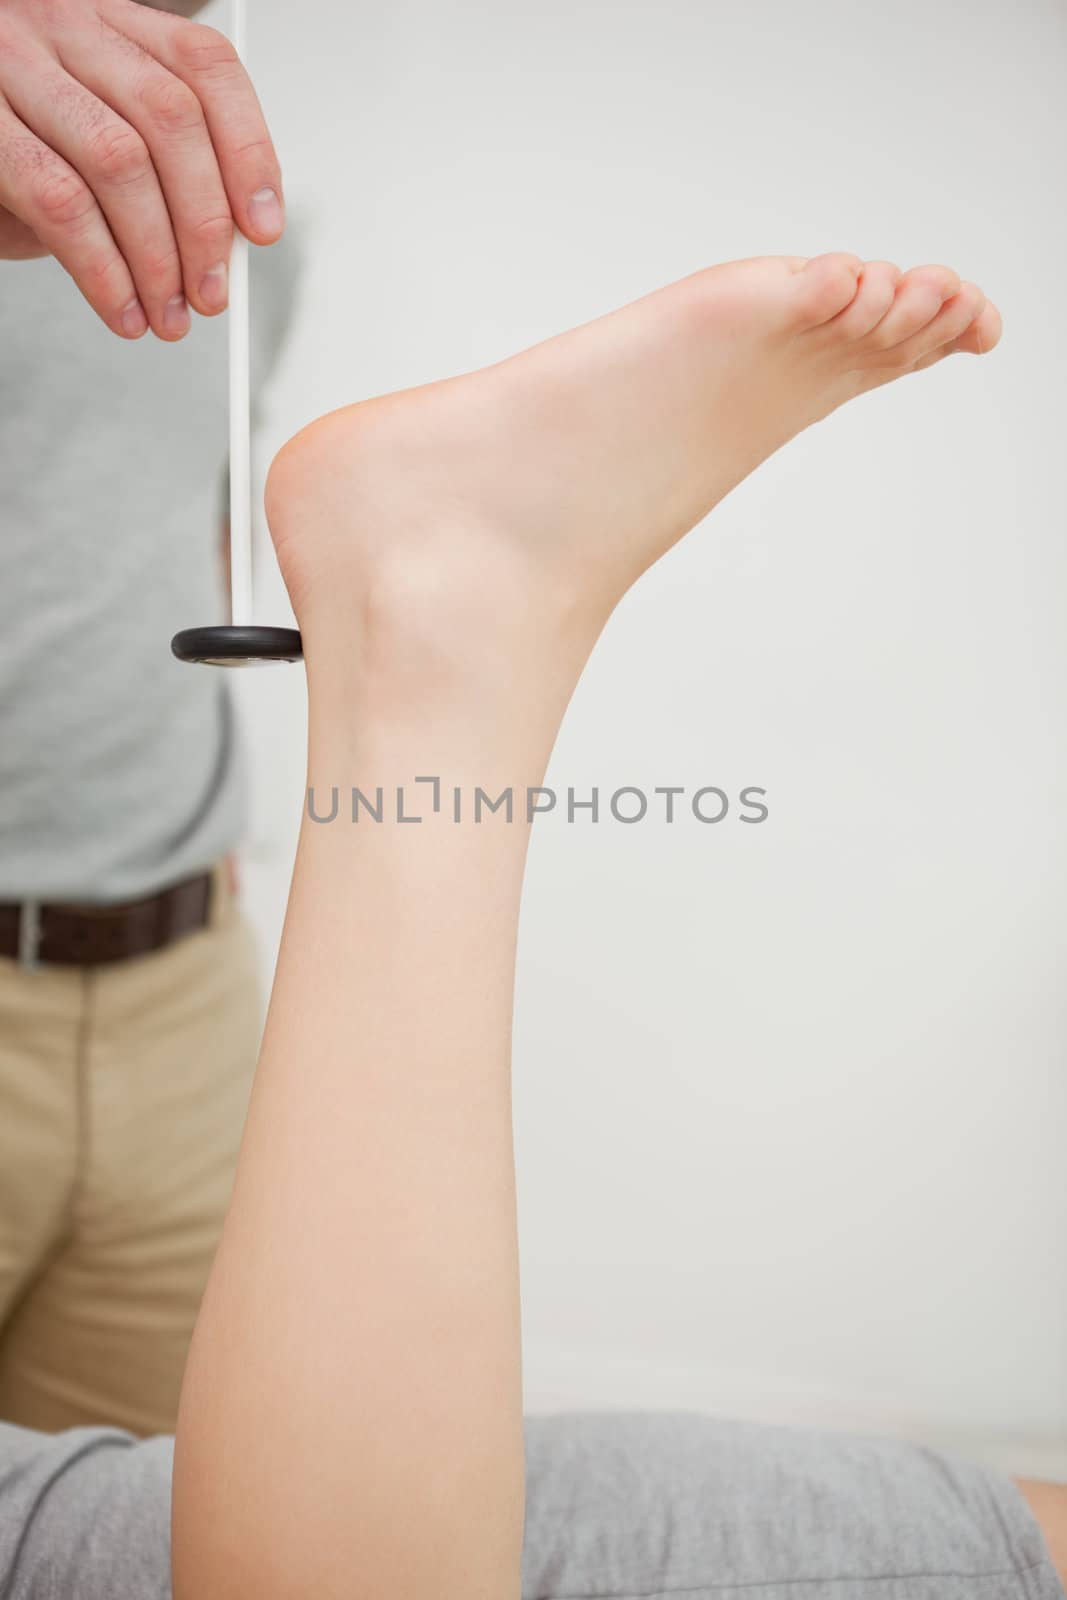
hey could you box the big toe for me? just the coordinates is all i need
[816,260,902,343]
[792,252,864,328]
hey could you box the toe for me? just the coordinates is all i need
[792,252,864,328]
[859,263,962,356]
[868,295,1003,383]
[872,281,987,370]
[954,299,1003,355]
[898,263,962,300]
[816,259,902,343]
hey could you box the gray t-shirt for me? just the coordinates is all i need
[0,243,297,904]
[0,1412,1061,1599]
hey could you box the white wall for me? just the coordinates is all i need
[223,0,1066,1476]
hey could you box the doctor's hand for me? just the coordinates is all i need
[0,0,284,340]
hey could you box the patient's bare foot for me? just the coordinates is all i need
[266,253,1000,747]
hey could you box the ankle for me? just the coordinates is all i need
[265,411,605,737]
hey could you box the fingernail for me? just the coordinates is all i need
[248,185,283,236]
[120,298,147,338]
[163,293,189,336]
[199,261,228,310]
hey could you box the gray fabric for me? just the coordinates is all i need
[0,1424,171,1599]
[522,1413,1065,1599]
[0,235,300,905]
[0,1411,1061,1599]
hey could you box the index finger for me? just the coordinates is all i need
[102,3,284,246]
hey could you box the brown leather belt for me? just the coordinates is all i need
[0,871,214,971]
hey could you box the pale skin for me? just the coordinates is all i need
[0,0,282,339]
[165,250,1067,1598]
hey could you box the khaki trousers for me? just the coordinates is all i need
[0,865,261,1436]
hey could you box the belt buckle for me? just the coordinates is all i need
[17,900,42,974]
